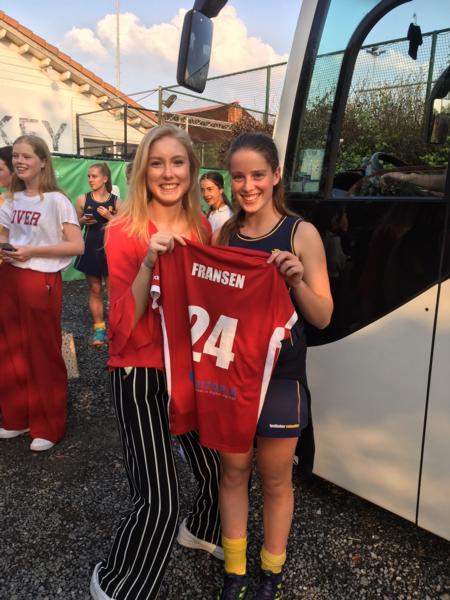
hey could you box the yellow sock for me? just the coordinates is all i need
[94,321,106,330]
[222,536,247,575]
[260,546,286,574]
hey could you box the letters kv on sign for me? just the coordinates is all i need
[0,87,71,152]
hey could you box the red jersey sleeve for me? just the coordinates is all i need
[105,223,156,356]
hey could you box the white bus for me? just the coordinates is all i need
[177,0,450,542]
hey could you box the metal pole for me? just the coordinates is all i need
[423,31,438,133]
[123,104,128,158]
[425,31,438,103]
[76,113,80,155]
[158,86,163,125]
[116,0,121,89]
[264,65,271,125]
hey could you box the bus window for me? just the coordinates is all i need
[292,1,450,343]
[288,0,383,195]
[334,6,450,199]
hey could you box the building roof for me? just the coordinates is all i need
[0,10,157,126]
[176,102,252,144]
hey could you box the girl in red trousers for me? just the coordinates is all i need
[0,134,84,452]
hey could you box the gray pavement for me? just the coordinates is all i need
[0,280,449,600]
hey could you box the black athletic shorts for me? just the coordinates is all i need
[256,379,308,438]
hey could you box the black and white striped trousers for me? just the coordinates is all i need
[97,367,221,600]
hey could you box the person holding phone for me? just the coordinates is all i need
[0,134,84,451]
[74,163,119,347]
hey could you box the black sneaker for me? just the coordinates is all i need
[254,570,283,599]
[217,573,248,599]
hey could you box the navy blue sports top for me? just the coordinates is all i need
[229,215,308,386]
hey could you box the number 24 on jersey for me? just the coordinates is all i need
[188,305,238,370]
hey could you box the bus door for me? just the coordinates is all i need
[281,0,450,530]
[417,146,450,540]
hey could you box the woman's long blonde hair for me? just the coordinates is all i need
[8,135,67,199]
[112,124,208,243]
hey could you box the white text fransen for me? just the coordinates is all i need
[191,262,245,289]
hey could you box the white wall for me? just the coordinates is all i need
[0,39,144,154]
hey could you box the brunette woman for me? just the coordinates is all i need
[200,170,233,231]
[214,133,333,599]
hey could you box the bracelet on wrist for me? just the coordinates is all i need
[142,256,154,270]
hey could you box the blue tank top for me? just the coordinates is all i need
[84,192,118,230]
[229,215,308,384]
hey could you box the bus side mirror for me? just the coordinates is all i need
[193,0,227,18]
[176,9,214,93]
[424,65,450,144]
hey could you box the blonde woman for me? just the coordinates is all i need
[90,125,221,600]
[0,135,84,452]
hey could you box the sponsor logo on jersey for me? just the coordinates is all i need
[189,371,237,400]
[191,262,245,289]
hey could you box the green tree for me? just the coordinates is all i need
[218,114,274,165]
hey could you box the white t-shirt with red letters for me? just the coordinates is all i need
[0,190,79,272]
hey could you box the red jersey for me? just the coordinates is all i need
[105,216,211,369]
[151,240,297,453]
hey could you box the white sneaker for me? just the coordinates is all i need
[30,438,55,452]
[0,427,29,439]
[177,518,224,560]
[90,563,115,600]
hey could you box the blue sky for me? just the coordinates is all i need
[1,1,448,105]
[1,1,298,99]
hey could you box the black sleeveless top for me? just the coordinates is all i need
[74,192,118,277]
[229,215,308,386]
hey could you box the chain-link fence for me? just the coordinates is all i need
[307,27,449,104]
[162,27,449,119]
[75,28,449,166]
[161,62,287,126]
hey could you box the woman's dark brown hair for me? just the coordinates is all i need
[217,132,291,244]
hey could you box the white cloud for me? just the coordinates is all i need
[210,6,288,73]
[95,11,186,63]
[63,27,108,58]
[61,5,285,71]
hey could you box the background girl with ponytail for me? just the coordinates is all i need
[75,162,119,346]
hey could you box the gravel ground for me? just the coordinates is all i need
[1,280,449,600]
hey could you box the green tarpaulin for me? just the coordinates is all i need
[49,156,230,281]
[53,156,129,281]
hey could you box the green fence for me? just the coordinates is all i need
[158,27,449,123]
